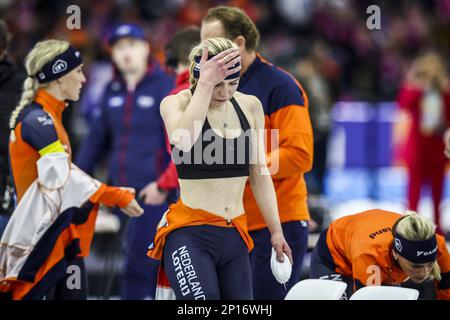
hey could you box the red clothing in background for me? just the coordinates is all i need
[397,85,450,233]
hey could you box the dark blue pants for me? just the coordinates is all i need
[249,220,309,299]
[118,202,167,300]
[163,225,253,300]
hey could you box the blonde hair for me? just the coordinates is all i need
[412,51,448,91]
[414,51,446,76]
[395,211,441,281]
[9,39,70,129]
[188,37,238,89]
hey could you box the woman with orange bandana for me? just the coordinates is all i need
[0,39,143,300]
[147,37,292,300]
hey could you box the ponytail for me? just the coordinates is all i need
[9,76,40,129]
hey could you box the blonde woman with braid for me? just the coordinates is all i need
[310,210,450,299]
[0,40,143,300]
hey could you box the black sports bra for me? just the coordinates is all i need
[171,97,251,179]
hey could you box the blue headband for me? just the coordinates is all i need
[193,54,240,80]
[393,233,438,264]
[35,46,83,84]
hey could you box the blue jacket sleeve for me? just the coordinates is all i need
[75,93,110,174]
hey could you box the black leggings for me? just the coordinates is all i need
[163,225,252,300]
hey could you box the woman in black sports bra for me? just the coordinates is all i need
[148,37,291,300]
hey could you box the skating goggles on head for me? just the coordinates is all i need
[193,54,240,80]
[34,46,83,84]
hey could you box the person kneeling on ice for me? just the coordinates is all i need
[310,210,450,299]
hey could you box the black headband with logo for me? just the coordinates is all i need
[34,46,83,84]
[393,232,438,264]
[193,54,240,80]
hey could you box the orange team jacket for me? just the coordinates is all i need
[238,54,313,231]
[326,209,450,299]
[7,89,134,299]
[147,198,254,261]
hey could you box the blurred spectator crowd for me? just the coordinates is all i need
[2,0,449,100]
[1,0,450,194]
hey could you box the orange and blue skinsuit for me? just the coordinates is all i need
[5,89,134,299]
[310,209,450,300]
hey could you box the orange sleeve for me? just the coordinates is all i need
[88,183,135,208]
[436,236,450,300]
[266,105,314,180]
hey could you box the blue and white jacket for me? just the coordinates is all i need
[76,61,174,190]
